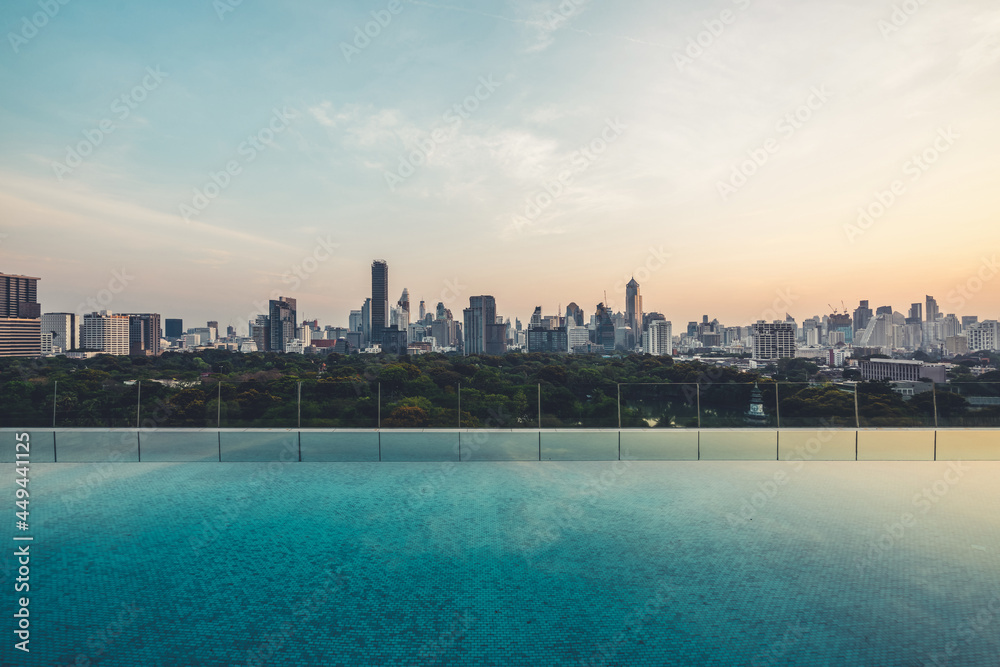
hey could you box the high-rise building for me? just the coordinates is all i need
[80,311,130,355]
[268,297,297,352]
[397,288,410,329]
[908,303,923,322]
[961,316,979,331]
[643,320,672,356]
[752,321,795,360]
[565,302,585,327]
[361,298,372,346]
[124,313,162,356]
[227,325,236,338]
[207,320,219,331]
[419,300,426,321]
[165,318,183,338]
[41,312,76,353]
[371,260,389,343]
[250,315,269,352]
[853,300,873,334]
[625,278,643,341]
[828,313,853,344]
[595,303,615,352]
[0,272,41,358]
[463,295,497,356]
[966,320,999,352]
[925,295,940,323]
[349,310,364,334]
[527,326,568,353]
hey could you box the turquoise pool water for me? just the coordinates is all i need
[6,460,1000,666]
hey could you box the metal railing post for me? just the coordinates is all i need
[617,384,622,429]
[297,381,302,429]
[775,382,781,429]
[853,385,861,429]
[931,382,939,429]
[136,380,141,428]
[378,382,381,429]
[458,383,461,429]
[696,383,701,429]
[538,383,541,429]
[217,382,222,428]
[52,380,57,428]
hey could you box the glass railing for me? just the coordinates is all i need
[2,379,999,429]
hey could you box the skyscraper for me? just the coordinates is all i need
[0,272,41,358]
[644,320,672,356]
[625,278,643,340]
[463,295,497,356]
[397,288,410,328]
[853,300,873,334]
[165,318,183,338]
[907,303,923,322]
[268,297,297,352]
[125,313,162,356]
[752,321,796,360]
[925,295,940,323]
[371,260,388,343]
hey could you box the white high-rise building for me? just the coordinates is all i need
[966,320,1000,352]
[644,320,672,356]
[80,311,129,355]
[752,321,796,360]
[567,326,590,352]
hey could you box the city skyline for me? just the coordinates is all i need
[1,1,998,328]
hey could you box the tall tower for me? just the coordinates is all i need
[268,297,297,351]
[371,260,388,343]
[625,278,642,337]
[463,295,497,355]
[397,288,410,328]
[0,272,41,358]
[925,295,939,323]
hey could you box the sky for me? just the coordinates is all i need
[1,0,999,333]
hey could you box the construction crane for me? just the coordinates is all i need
[828,303,838,315]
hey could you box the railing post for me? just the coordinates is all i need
[378,382,381,429]
[538,383,541,430]
[696,382,701,429]
[775,382,780,429]
[297,381,302,429]
[458,383,461,429]
[617,383,621,429]
[931,382,939,429]
[217,382,222,428]
[52,380,57,428]
[853,385,861,429]
[136,380,141,428]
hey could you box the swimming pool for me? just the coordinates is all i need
[8,460,1000,665]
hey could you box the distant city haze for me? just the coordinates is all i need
[1,1,998,329]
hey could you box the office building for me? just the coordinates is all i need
[41,312,76,353]
[752,321,796,360]
[165,318,183,338]
[643,319,672,356]
[463,295,497,356]
[268,297,297,352]
[925,295,940,323]
[853,300,873,334]
[966,320,999,352]
[625,278,643,341]
[860,358,947,383]
[371,260,389,343]
[125,313,162,356]
[0,272,41,357]
[527,326,568,353]
[80,311,130,355]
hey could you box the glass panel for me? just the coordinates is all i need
[856,381,935,427]
[699,382,778,428]
[540,384,618,427]
[775,383,857,428]
[935,382,1000,427]
[300,379,377,428]
[619,384,699,428]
